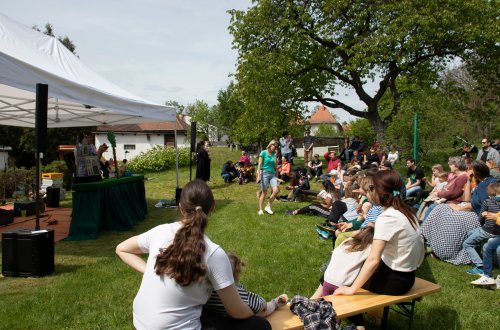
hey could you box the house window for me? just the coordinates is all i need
[124,144,136,150]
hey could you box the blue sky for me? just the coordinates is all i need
[2,0,359,122]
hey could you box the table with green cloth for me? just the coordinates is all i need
[67,175,147,240]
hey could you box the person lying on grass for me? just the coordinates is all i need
[204,252,288,318]
[285,180,336,218]
[116,179,271,330]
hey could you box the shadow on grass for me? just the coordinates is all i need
[411,306,461,330]
[51,262,84,275]
[416,257,437,284]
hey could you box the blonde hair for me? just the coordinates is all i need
[432,164,444,172]
[267,139,278,150]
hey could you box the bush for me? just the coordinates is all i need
[0,167,36,199]
[127,146,191,173]
[42,160,71,189]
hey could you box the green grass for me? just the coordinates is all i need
[0,146,499,329]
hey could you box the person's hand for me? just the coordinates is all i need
[338,222,352,232]
[334,286,356,296]
[483,212,497,221]
[276,294,288,307]
[449,204,460,211]
[422,177,428,182]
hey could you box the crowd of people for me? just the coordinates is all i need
[117,134,500,330]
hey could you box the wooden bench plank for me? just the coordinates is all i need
[267,278,441,330]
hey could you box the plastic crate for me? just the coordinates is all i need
[41,173,63,179]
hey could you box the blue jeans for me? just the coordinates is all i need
[260,170,278,191]
[406,186,422,199]
[482,236,500,278]
[463,227,496,267]
[422,202,437,223]
[222,173,235,182]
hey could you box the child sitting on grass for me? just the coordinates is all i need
[204,253,288,317]
[464,182,500,278]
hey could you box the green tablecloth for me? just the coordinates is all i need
[67,175,147,240]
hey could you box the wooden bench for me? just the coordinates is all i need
[267,277,441,330]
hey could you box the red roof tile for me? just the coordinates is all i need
[308,105,337,124]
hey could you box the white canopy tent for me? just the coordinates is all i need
[0,12,176,127]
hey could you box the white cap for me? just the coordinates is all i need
[329,170,339,176]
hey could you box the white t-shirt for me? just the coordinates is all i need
[324,239,371,287]
[133,222,234,330]
[374,207,424,272]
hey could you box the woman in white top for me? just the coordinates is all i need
[116,180,271,330]
[335,170,425,297]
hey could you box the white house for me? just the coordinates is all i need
[94,117,190,161]
[308,105,343,135]
[0,145,12,171]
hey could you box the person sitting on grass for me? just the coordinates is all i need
[278,156,291,182]
[116,180,271,330]
[285,181,336,218]
[278,167,303,201]
[307,154,323,182]
[221,160,239,183]
[463,182,500,277]
[204,253,288,318]
[423,172,449,204]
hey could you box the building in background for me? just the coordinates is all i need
[0,145,12,171]
[307,105,343,135]
[94,116,190,161]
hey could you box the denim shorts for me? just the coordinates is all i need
[261,170,278,191]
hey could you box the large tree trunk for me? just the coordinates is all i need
[366,105,388,142]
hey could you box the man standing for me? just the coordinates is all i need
[477,138,500,166]
[280,131,293,162]
[405,158,425,198]
[302,129,315,168]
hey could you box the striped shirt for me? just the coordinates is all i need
[203,283,266,316]
[480,197,500,235]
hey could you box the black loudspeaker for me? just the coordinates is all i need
[46,187,60,208]
[2,229,55,277]
[175,187,182,206]
[35,84,48,153]
[190,121,197,152]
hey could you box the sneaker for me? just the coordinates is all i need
[258,210,264,215]
[471,275,495,285]
[466,266,484,275]
[496,275,500,290]
[264,206,274,215]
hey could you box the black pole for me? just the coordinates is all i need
[35,83,48,231]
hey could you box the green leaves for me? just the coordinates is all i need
[127,146,190,173]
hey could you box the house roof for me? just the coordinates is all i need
[95,117,189,133]
[308,105,337,124]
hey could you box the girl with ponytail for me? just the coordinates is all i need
[335,170,425,297]
[116,180,270,330]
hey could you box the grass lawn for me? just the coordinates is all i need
[0,147,499,329]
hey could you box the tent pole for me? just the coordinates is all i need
[35,83,48,231]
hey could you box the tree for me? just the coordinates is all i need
[185,100,213,140]
[315,123,337,137]
[229,0,499,141]
[212,81,244,142]
[164,100,185,115]
[33,23,77,55]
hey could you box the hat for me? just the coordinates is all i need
[293,166,302,172]
[329,169,339,176]
[352,164,361,170]
[382,161,392,169]
[267,139,278,149]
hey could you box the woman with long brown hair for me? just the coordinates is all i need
[116,180,270,330]
[335,170,425,297]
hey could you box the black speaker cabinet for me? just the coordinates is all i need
[0,209,14,226]
[13,201,36,217]
[2,228,55,277]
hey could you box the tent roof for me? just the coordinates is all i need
[0,13,176,128]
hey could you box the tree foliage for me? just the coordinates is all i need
[229,0,499,140]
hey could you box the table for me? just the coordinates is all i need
[67,175,147,240]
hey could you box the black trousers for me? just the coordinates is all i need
[201,315,271,330]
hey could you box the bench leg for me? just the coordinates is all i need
[381,306,389,330]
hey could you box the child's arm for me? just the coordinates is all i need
[256,294,289,317]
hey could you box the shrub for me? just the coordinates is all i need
[127,146,191,173]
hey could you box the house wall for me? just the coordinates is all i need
[0,152,8,171]
[95,133,188,161]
